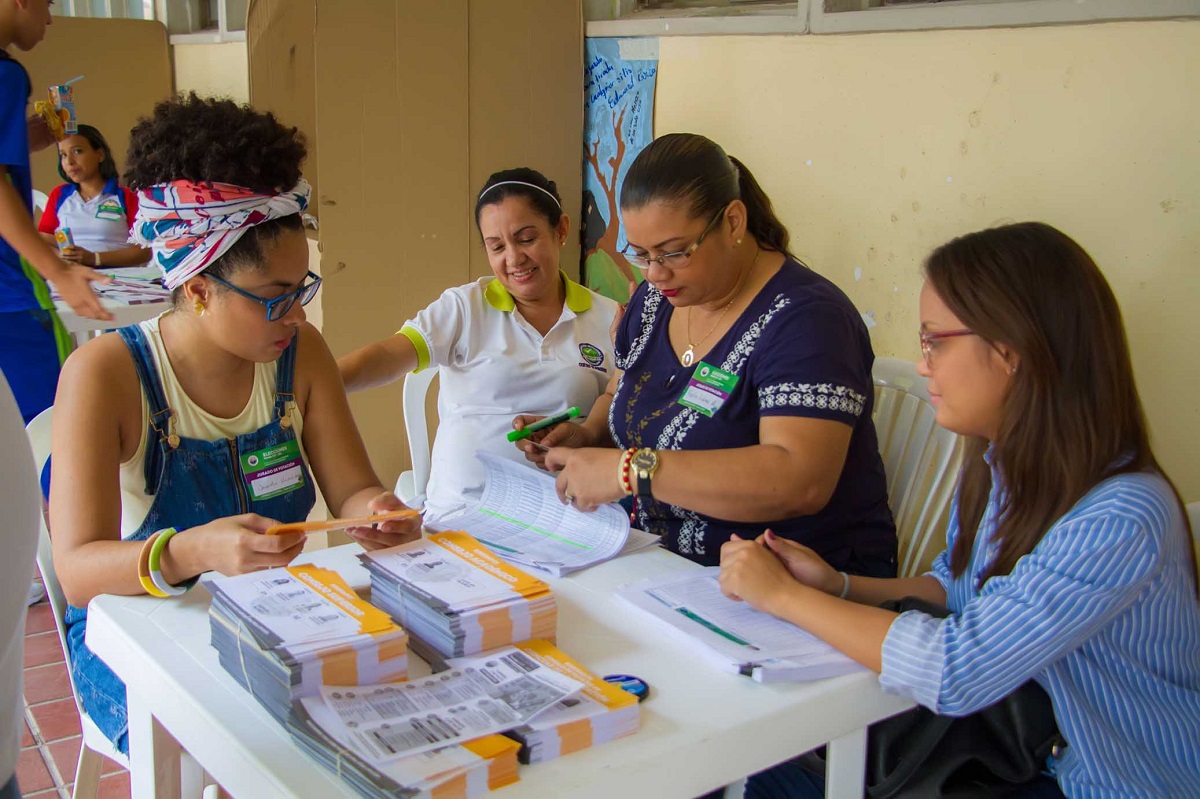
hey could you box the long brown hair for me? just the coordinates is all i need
[926,222,1196,589]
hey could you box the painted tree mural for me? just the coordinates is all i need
[581,39,657,304]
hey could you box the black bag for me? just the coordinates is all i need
[864,597,1063,799]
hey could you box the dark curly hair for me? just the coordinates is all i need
[124,93,308,292]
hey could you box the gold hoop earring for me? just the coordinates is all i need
[194,299,206,316]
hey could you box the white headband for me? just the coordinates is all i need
[477,180,561,210]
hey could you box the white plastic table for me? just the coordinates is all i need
[86,545,914,799]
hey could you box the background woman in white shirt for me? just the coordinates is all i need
[38,124,149,268]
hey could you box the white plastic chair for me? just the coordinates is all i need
[395,367,439,509]
[31,188,49,220]
[871,357,964,577]
[1187,502,1199,567]
[25,408,131,796]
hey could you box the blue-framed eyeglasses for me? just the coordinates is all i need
[207,270,322,321]
[622,204,727,271]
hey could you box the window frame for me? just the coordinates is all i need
[585,0,1200,36]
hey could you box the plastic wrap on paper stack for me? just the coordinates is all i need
[359,531,556,666]
[208,563,408,723]
[288,705,520,799]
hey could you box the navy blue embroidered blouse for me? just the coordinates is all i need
[609,258,896,572]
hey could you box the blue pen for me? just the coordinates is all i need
[507,406,580,442]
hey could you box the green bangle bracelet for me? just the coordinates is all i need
[147,527,193,596]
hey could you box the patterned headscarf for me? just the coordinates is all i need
[131,179,311,290]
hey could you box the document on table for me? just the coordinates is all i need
[312,646,584,763]
[50,274,170,306]
[616,567,864,682]
[433,451,634,576]
[207,564,396,647]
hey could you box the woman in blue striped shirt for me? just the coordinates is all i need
[720,222,1200,798]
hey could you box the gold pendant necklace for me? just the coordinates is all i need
[681,300,734,367]
[680,246,760,367]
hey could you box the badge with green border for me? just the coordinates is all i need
[240,439,305,501]
[677,361,739,417]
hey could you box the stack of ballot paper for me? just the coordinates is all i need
[431,451,660,577]
[288,705,521,799]
[290,644,582,797]
[208,564,409,722]
[450,640,640,764]
[360,531,557,664]
[615,567,866,683]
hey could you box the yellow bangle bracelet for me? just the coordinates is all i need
[147,527,192,597]
[137,533,169,598]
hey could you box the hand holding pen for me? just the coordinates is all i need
[510,407,591,469]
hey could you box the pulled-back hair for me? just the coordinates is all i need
[474,167,564,232]
[124,93,307,288]
[619,133,791,257]
[57,124,118,183]
[927,222,1195,588]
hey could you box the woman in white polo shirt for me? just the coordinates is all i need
[338,167,619,523]
[38,124,149,268]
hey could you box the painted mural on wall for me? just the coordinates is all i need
[582,38,658,304]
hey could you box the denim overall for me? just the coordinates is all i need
[63,324,316,753]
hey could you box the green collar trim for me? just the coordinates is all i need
[483,271,592,313]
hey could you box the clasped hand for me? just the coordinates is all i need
[719,530,842,615]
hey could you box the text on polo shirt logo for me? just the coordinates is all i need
[578,343,608,373]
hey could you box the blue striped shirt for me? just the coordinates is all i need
[880,461,1200,798]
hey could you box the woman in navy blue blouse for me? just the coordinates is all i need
[527,133,896,576]
[720,222,1200,797]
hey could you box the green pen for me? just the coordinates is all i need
[506,406,580,442]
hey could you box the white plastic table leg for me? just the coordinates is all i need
[824,728,868,798]
[127,691,182,799]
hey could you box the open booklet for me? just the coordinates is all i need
[430,451,659,577]
[615,567,866,683]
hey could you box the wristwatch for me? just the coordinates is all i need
[630,448,660,499]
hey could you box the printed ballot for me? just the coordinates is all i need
[299,645,583,763]
[450,640,641,764]
[360,531,557,663]
[208,564,409,722]
[616,567,865,683]
[289,697,521,799]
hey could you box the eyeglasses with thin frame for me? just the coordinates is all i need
[207,270,322,321]
[622,205,727,271]
[919,328,976,368]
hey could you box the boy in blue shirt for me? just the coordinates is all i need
[0,0,110,426]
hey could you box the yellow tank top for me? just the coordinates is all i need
[118,314,306,537]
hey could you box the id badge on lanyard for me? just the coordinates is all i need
[676,361,739,417]
[240,439,306,501]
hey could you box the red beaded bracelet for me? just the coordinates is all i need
[617,447,637,496]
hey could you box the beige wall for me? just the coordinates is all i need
[173,42,249,102]
[21,18,172,194]
[652,20,1200,500]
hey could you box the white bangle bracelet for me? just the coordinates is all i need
[837,571,850,599]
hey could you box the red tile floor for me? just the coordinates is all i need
[17,580,131,799]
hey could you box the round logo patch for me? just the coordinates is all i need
[578,343,604,367]
[246,454,260,467]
